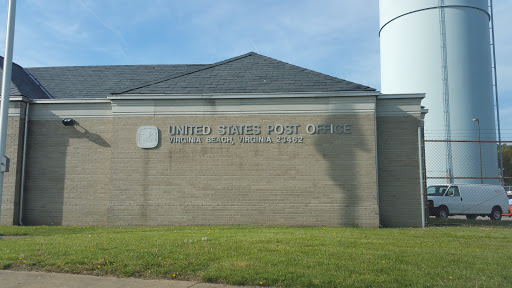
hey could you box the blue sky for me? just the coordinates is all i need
[1,0,511,138]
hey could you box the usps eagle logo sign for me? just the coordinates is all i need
[137,126,159,149]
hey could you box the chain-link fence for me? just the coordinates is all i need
[424,139,505,184]
[423,139,512,223]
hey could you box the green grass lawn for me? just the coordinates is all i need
[1,221,512,288]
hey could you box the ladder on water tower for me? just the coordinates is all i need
[489,0,504,184]
[438,0,453,182]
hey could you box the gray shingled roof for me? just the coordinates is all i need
[0,56,51,99]
[3,52,374,100]
[27,64,208,99]
[117,52,375,95]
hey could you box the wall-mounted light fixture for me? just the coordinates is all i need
[62,118,75,126]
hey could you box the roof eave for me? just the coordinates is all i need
[108,91,381,100]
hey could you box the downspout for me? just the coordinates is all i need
[18,102,28,225]
[374,108,380,228]
[418,126,426,228]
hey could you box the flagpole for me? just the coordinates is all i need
[0,0,17,224]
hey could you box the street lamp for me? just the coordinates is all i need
[472,118,483,184]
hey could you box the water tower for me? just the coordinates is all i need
[379,0,499,184]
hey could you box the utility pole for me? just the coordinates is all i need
[0,0,17,224]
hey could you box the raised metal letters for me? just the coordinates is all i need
[136,123,355,146]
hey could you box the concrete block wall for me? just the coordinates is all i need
[108,114,379,227]
[377,115,424,227]
[22,119,112,226]
[5,95,425,228]
[0,113,25,225]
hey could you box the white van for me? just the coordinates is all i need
[427,184,509,220]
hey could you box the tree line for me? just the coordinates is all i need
[501,144,512,186]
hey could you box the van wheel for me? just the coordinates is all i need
[466,215,477,220]
[437,207,449,219]
[490,207,502,221]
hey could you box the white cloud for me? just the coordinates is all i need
[78,0,127,45]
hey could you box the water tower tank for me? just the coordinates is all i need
[379,0,498,184]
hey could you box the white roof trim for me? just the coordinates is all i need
[7,96,30,102]
[30,98,112,104]
[108,91,380,100]
[377,93,425,100]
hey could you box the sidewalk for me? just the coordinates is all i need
[0,270,262,288]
